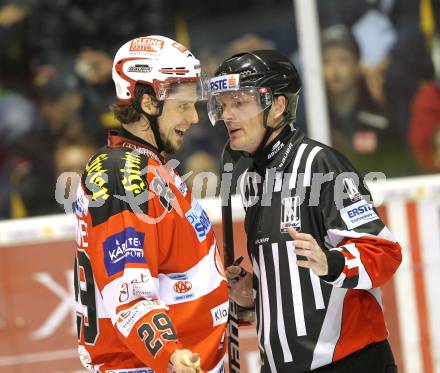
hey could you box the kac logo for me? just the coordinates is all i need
[173,280,192,294]
[103,227,146,275]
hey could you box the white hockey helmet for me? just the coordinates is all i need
[112,35,205,104]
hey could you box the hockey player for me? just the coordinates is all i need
[74,35,228,373]
[208,50,401,372]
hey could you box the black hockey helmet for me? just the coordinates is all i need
[215,49,301,96]
[208,50,301,127]
[208,50,301,153]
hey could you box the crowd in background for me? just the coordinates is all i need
[0,0,439,219]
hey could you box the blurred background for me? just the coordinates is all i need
[1,0,440,372]
[0,0,439,218]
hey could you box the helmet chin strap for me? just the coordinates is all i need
[132,98,166,153]
[252,107,290,156]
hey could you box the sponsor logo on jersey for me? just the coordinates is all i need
[185,199,212,242]
[121,142,162,164]
[118,270,152,303]
[106,369,153,373]
[343,177,362,202]
[278,142,293,168]
[211,301,229,326]
[168,273,188,280]
[174,293,194,302]
[127,64,152,73]
[255,237,270,244]
[280,196,301,233]
[267,140,285,160]
[103,227,145,275]
[117,300,161,337]
[340,199,379,229]
[121,152,147,195]
[85,153,110,201]
[173,174,188,196]
[129,37,164,53]
[75,185,89,217]
[209,74,240,93]
[173,280,192,294]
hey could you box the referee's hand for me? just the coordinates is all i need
[288,228,328,276]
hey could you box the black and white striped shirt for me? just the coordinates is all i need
[239,125,401,372]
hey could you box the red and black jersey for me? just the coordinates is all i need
[239,124,402,372]
[74,129,228,373]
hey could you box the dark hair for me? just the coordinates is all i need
[110,83,157,124]
[321,24,360,60]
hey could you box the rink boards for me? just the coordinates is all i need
[0,174,440,373]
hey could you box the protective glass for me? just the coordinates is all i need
[207,74,273,125]
[153,75,208,102]
[208,88,273,125]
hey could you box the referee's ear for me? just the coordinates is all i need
[269,95,287,124]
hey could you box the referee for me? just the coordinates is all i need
[208,50,401,372]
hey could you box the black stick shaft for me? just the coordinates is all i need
[221,142,240,372]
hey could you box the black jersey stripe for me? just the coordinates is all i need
[258,245,278,372]
[271,243,294,363]
[288,143,308,189]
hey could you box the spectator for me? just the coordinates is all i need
[33,62,87,141]
[318,0,434,141]
[409,32,440,172]
[0,1,31,90]
[322,24,418,176]
[0,91,54,218]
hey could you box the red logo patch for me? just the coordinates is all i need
[228,76,237,87]
[172,42,188,53]
[173,280,192,293]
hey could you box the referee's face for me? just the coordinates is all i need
[220,92,266,154]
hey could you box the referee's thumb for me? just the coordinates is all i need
[288,227,298,239]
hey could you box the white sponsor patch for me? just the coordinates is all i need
[209,74,240,93]
[340,199,379,229]
[116,300,164,337]
[117,268,157,305]
[211,301,229,326]
[185,199,212,242]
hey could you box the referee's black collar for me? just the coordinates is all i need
[254,122,304,172]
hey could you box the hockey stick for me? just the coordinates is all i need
[221,141,240,373]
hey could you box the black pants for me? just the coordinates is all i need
[312,340,397,373]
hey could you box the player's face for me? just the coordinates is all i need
[323,47,360,95]
[220,92,266,154]
[157,83,199,154]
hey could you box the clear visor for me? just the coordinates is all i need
[207,87,273,126]
[153,75,208,102]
